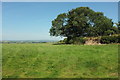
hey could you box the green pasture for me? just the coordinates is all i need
[2,43,118,78]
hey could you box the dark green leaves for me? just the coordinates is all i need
[49,7,114,39]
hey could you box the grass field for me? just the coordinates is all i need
[2,43,118,78]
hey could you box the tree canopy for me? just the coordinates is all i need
[49,7,116,43]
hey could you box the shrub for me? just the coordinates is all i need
[61,37,86,44]
[100,35,119,44]
[61,34,120,44]
[62,38,67,43]
[79,37,86,44]
[117,35,120,43]
[69,39,74,44]
[73,37,86,44]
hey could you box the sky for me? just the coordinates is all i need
[2,2,118,40]
[1,0,119,2]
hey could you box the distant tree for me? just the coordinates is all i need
[49,7,114,43]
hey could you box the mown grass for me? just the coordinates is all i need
[2,43,118,78]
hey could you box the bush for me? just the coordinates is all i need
[61,34,120,44]
[117,35,120,43]
[71,37,86,44]
[60,38,67,44]
[100,35,119,44]
[79,38,86,44]
[61,37,86,44]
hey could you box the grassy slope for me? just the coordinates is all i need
[2,43,118,78]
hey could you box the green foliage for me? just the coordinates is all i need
[100,35,119,44]
[68,39,74,44]
[49,13,68,36]
[2,43,118,78]
[117,34,120,43]
[50,7,115,43]
[115,21,120,34]
[61,37,86,44]
[104,30,114,36]
[73,37,86,44]
[61,34,120,44]
[62,38,67,43]
[111,27,119,34]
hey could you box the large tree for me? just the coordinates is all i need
[49,7,113,43]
